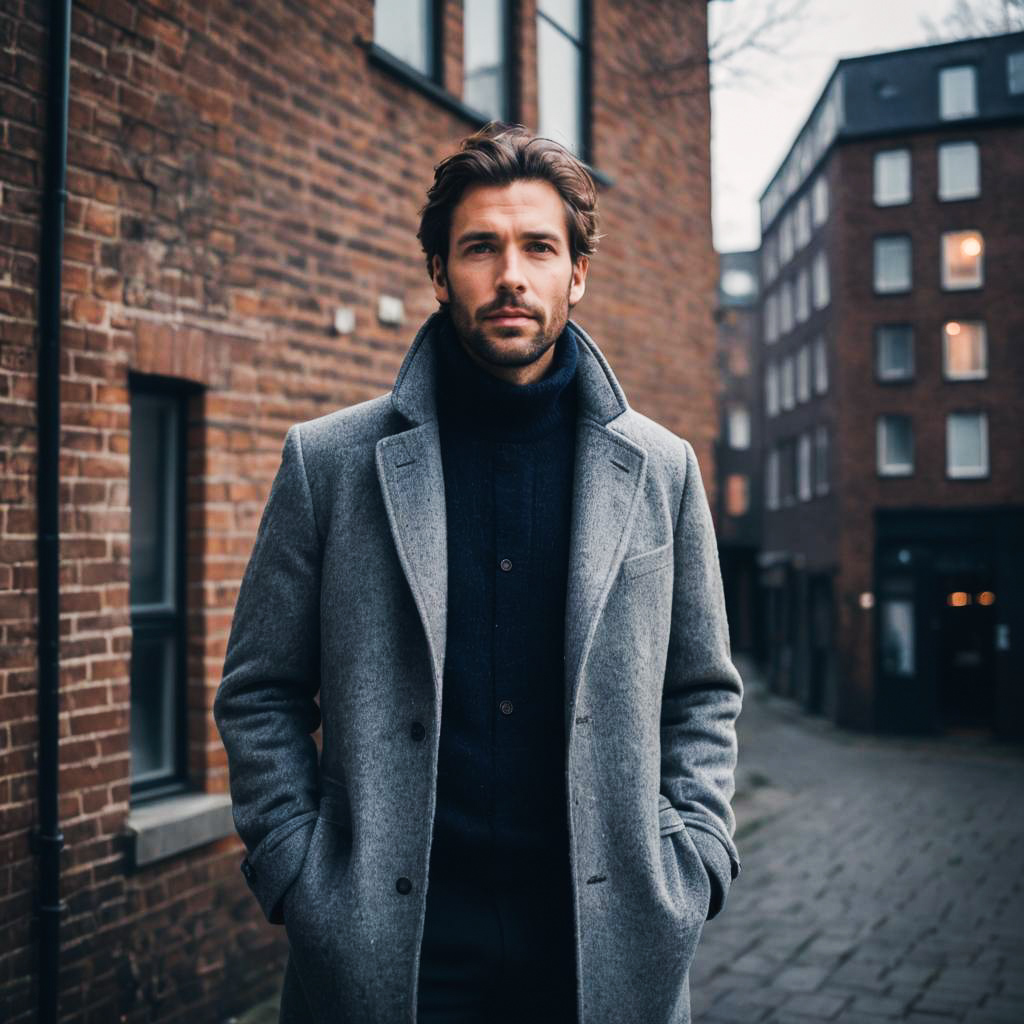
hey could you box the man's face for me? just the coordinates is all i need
[430,179,589,384]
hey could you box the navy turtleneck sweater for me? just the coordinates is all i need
[428,309,579,890]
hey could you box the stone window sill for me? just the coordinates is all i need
[125,792,234,869]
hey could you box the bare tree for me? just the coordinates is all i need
[921,0,1024,41]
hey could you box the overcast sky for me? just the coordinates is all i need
[709,0,978,252]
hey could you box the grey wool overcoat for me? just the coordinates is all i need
[214,310,743,1024]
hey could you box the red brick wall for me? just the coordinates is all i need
[0,0,715,1019]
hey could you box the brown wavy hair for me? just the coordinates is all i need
[418,122,601,280]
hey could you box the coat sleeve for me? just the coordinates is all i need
[213,424,323,925]
[660,439,743,921]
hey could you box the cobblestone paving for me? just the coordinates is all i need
[692,661,1024,1024]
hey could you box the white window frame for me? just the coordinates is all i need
[873,149,912,206]
[939,64,978,121]
[812,250,830,310]
[941,229,984,290]
[874,235,912,294]
[942,320,988,381]
[875,325,914,382]
[946,411,988,479]
[938,141,980,202]
[812,175,829,227]
[727,404,751,450]
[877,415,914,477]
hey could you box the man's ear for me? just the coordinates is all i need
[431,254,450,304]
[569,254,589,307]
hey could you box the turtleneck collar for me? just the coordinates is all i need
[434,307,579,442]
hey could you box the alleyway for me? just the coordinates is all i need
[693,661,1024,1023]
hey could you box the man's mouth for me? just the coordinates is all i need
[484,309,536,324]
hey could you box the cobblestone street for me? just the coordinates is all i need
[692,661,1024,1023]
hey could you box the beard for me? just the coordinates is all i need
[445,277,573,371]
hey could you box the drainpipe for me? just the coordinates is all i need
[33,2,72,1021]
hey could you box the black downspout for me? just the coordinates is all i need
[33,2,72,1021]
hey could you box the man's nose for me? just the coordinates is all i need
[494,248,527,293]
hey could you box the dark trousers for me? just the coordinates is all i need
[417,871,578,1024]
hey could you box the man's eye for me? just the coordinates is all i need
[529,242,553,252]
[468,243,493,253]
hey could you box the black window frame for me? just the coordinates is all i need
[372,0,444,84]
[536,0,592,163]
[462,0,519,124]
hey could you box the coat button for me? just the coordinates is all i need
[499,699,514,716]
[499,558,513,572]
[410,721,426,742]
[396,877,413,895]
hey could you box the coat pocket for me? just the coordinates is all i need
[621,541,674,582]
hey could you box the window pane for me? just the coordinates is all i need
[1009,51,1024,95]
[538,0,581,37]
[798,433,812,501]
[874,149,911,205]
[537,14,583,155]
[464,0,508,120]
[813,336,828,394]
[765,363,779,417]
[943,320,987,379]
[812,175,829,226]
[940,65,977,120]
[725,474,749,516]
[881,599,915,676]
[727,405,750,449]
[375,0,434,76]
[876,325,914,380]
[874,236,912,293]
[941,230,983,289]
[814,424,829,494]
[781,355,795,410]
[878,415,913,475]
[130,394,178,609]
[812,251,830,309]
[780,279,793,334]
[131,632,177,784]
[795,196,811,248]
[795,269,809,323]
[797,345,810,402]
[947,412,988,477]
[766,449,780,509]
[938,141,979,201]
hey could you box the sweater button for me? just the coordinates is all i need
[410,721,426,742]
[396,877,413,895]
[499,699,514,716]
[499,558,513,572]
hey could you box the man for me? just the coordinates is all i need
[214,123,742,1024]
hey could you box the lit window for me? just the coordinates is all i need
[939,65,978,120]
[781,355,795,410]
[938,141,980,201]
[943,320,987,380]
[464,0,510,120]
[538,0,586,157]
[812,175,829,227]
[780,279,794,335]
[812,251,830,309]
[795,196,811,249]
[796,345,810,403]
[874,235,912,294]
[876,325,914,381]
[874,149,911,206]
[798,433,812,501]
[941,230,983,289]
[765,449,780,510]
[725,474,749,517]
[1009,51,1024,95]
[727,404,751,449]
[946,411,988,478]
[877,415,913,476]
[795,268,810,324]
[765,363,779,418]
[813,335,828,394]
[375,0,438,78]
[814,424,829,495]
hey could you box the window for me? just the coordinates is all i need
[873,149,911,206]
[762,235,778,285]
[877,415,913,476]
[812,251,830,309]
[943,320,987,380]
[1009,51,1024,95]
[812,175,829,227]
[941,230,983,289]
[725,474,749,517]
[765,362,779,418]
[779,212,794,265]
[765,449,780,510]
[537,0,586,157]
[727,404,751,449]
[795,196,811,249]
[130,386,187,794]
[798,433,812,501]
[795,268,810,324]
[938,141,980,201]
[780,279,794,335]
[874,236,912,294]
[764,291,778,343]
[464,0,510,120]
[876,325,914,381]
[780,439,796,505]
[813,335,828,394]
[374,0,437,77]
[946,412,988,478]
[939,65,977,120]
[796,345,810,403]
[781,355,795,410]
[814,424,829,495]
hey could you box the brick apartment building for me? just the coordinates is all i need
[0,0,721,1019]
[713,249,763,660]
[755,32,1024,736]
